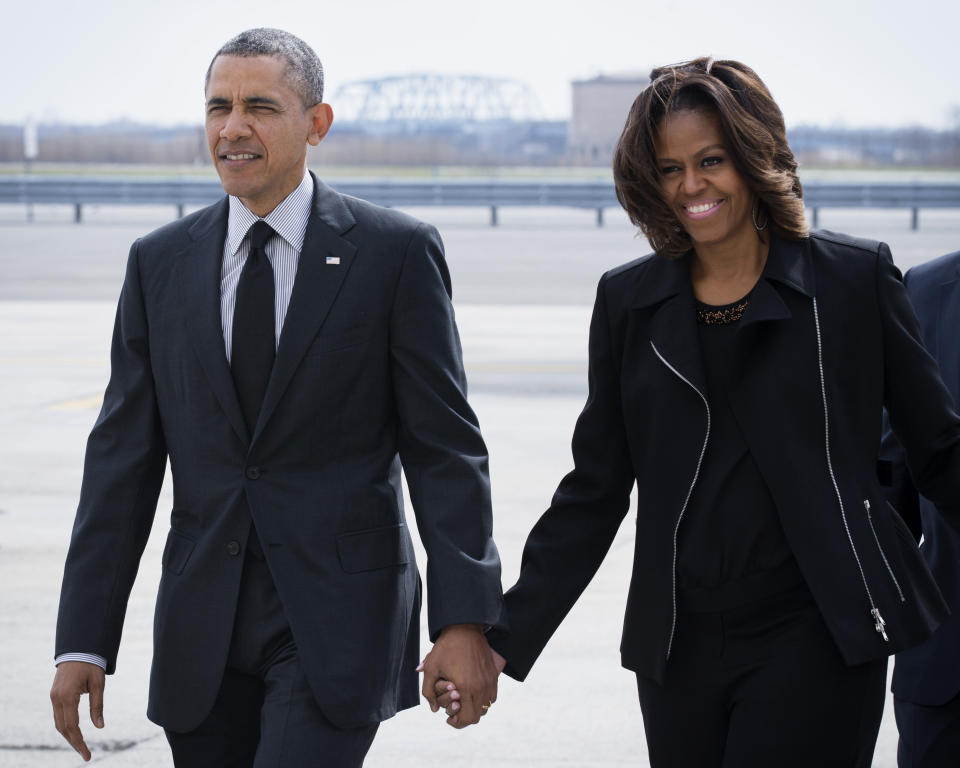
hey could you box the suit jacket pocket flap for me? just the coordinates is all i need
[162,529,196,575]
[307,325,370,355]
[337,523,410,573]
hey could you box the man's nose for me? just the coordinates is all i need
[220,108,251,141]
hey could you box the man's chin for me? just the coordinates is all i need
[215,176,256,199]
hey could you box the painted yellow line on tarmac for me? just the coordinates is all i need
[3,358,580,373]
[48,395,104,412]
[37,364,581,412]
[0,356,108,366]
[466,362,585,373]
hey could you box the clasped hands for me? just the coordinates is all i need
[417,623,506,728]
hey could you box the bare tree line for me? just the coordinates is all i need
[1,122,958,168]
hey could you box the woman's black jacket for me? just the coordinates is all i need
[487,230,960,685]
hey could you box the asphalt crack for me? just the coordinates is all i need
[0,739,138,751]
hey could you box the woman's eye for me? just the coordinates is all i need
[660,165,680,175]
[702,156,723,167]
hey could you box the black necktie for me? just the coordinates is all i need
[231,220,276,435]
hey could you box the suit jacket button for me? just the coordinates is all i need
[226,541,241,556]
[245,466,261,480]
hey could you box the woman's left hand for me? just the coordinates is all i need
[434,649,506,726]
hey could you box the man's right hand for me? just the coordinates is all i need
[434,648,506,727]
[50,661,105,762]
[417,624,501,728]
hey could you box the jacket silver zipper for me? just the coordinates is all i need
[812,298,889,641]
[650,341,711,660]
[864,499,906,602]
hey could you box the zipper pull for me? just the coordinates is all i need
[871,608,889,641]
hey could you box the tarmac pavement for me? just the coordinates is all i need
[0,300,900,768]
[4,203,955,766]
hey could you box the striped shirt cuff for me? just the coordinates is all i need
[55,653,107,670]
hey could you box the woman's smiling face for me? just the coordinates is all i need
[655,108,757,254]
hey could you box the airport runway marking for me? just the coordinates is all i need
[0,356,107,366]
[48,395,104,412]
[466,362,585,372]
[33,364,583,413]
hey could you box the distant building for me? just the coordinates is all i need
[0,122,206,164]
[788,125,960,167]
[568,73,649,166]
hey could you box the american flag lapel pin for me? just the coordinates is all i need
[326,256,341,265]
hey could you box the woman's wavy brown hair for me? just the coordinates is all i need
[613,57,808,259]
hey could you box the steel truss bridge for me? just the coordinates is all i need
[329,74,544,125]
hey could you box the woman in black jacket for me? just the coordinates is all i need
[431,58,960,766]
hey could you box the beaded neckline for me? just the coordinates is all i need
[695,295,750,325]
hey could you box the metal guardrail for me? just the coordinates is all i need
[2,176,960,229]
[802,183,960,229]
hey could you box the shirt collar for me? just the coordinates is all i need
[225,171,314,256]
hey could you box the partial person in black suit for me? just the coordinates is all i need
[49,28,502,767]
[882,250,960,767]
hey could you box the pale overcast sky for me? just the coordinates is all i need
[6,0,958,129]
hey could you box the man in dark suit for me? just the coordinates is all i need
[49,28,503,766]
[883,249,960,767]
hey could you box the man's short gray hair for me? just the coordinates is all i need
[206,28,324,107]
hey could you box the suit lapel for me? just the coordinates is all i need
[937,269,960,398]
[253,179,358,443]
[725,236,824,468]
[728,236,814,386]
[178,198,251,445]
[633,253,707,397]
[636,236,815,406]
[648,291,706,396]
[727,272,793,387]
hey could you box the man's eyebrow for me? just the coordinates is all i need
[205,96,283,108]
[243,96,283,107]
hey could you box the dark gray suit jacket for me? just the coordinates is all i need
[55,175,503,731]
[884,249,960,706]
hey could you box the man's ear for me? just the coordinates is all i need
[307,103,334,146]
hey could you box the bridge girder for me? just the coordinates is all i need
[330,74,544,123]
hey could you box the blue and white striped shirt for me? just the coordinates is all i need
[220,172,313,362]
[56,172,314,671]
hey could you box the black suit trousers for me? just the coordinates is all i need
[895,691,960,767]
[164,542,378,768]
[636,585,887,768]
